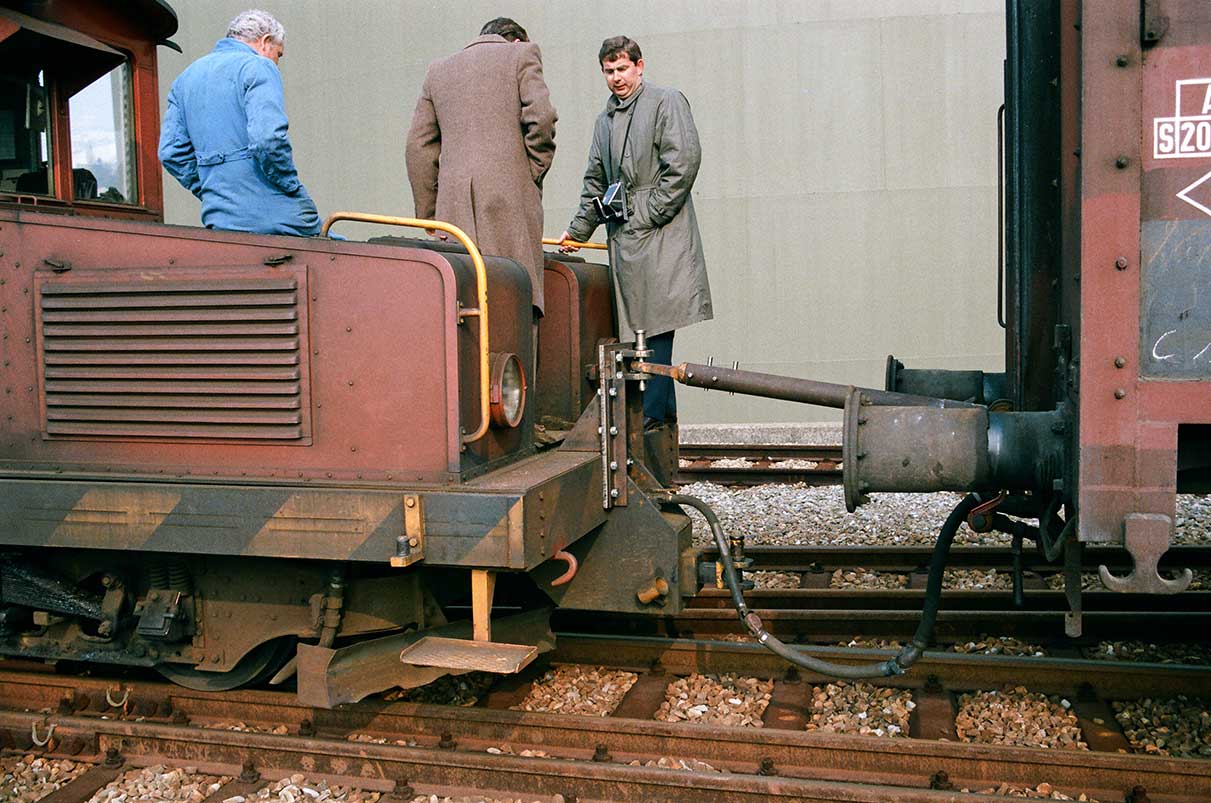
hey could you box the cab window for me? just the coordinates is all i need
[69,64,136,204]
[0,68,52,196]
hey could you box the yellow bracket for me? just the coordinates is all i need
[322,212,490,445]
[542,237,607,251]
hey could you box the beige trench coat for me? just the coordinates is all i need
[565,83,712,336]
[406,35,557,313]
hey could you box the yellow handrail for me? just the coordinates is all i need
[542,237,608,251]
[322,212,490,445]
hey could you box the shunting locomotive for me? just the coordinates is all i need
[0,0,1207,705]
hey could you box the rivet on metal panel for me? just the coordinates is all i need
[350,446,357,452]
[345,326,352,332]
[1115,257,1128,270]
[1114,388,1126,399]
[1115,54,1129,67]
[1114,357,1126,369]
[168,258,175,265]
[1115,155,1129,169]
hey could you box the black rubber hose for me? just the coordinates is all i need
[672,492,983,678]
[670,493,906,679]
[892,493,982,670]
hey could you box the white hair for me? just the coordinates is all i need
[225,9,285,44]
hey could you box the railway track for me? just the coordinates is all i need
[676,443,842,485]
[4,549,1208,801]
[555,544,1211,643]
[1,633,1208,802]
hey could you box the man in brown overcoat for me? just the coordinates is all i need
[406,17,557,321]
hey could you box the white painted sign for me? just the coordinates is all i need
[1154,78,1211,159]
[1177,169,1211,217]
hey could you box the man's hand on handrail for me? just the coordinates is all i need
[557,230,579,253]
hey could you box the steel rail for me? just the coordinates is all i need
[321,212,491,444]
[702,544,1211,573]
[556,603,1211,643]
[1,644,1210,802]
[679,444,843,461]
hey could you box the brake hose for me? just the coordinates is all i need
[667,492,982,679]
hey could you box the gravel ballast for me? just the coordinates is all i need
[86,765,229,803]
[513,665,638,717]
[677,483,1211,549]
[655,673,773,727]
[1,756,90,803]
[955,687,1087,750]
[805,682,913,737]
[1112,696,1211,757]
[1085,640,1211,665]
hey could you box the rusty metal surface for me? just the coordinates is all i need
[0,214,475,481]
[0,456,604,567]
[531,478,692,615]
[398,636,537,673]
[535,256,613,427]
[295,609,553,708]
[1077,1,1211,548]
[1099,512,1193,593]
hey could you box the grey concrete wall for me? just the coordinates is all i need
[158,1,1006,423]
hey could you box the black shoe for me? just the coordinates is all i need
[643,416,661,432]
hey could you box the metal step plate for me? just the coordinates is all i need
[399,636,538,674]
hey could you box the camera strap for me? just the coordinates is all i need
[605,97,638,186]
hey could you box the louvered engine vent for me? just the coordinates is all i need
[37,270,310,441]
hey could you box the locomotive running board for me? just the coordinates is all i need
[295,608,554,708]
[398,636,537,673]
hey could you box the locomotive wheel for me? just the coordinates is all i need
[156,637,296,692]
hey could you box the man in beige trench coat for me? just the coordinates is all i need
[406,17,557,325]
[560,36,712,430]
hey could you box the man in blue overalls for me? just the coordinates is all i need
[159,10,320,237]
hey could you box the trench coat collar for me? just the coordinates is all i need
[607,81,645,116]
[465,33,508,49]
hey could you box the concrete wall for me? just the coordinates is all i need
[157,1,1006,423]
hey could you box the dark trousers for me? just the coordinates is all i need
[644,330,676,423]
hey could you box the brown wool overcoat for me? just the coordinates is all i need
[406,35,557,313]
